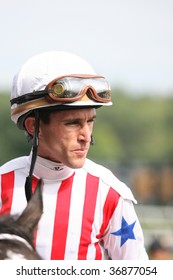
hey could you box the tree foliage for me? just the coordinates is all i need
[0,93,31,164]
[89,90,173,166]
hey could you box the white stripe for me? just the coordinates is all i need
[64,169,87,259]
[35,180,61,259]
[0,233,33,250]
[11,171,27,215]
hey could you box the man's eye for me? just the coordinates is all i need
[65,121,78,125]
[88,119,95,123]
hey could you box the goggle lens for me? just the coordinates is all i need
[47,76,111,102]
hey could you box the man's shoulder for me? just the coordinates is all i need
[83,158,136,203]
[0,156,29,175]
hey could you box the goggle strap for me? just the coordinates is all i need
[11,90,49,106]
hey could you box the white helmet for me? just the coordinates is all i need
[11,51,112,128]
[11,51,112,202]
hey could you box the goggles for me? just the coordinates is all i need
[11,74,111,106]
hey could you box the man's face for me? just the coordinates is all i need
[38,108,96,168]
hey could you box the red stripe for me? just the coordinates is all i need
[31,177,40,248]
[0,172,15,215]
[94,241,102,259]
[31,176,40,193]
[51,175,74,260]
[97,187,120,239]
[78,174,99,259]
[94,188,119,260]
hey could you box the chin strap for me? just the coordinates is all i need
[90,135,94,145]
[25,110,40,202]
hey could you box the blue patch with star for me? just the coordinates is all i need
[111,216,136,246]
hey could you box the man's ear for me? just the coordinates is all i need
[24,116,36,137]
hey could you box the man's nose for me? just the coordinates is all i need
[78,123,91,143]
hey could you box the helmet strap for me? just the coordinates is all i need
[25,110,40,202]
[90,135,94,145]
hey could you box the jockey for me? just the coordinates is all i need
[0,51,148,260]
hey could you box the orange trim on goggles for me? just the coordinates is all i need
[11,74,111,106]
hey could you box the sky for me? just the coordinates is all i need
[1,0,173,96]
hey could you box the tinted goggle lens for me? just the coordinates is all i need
[47,76,111,102]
